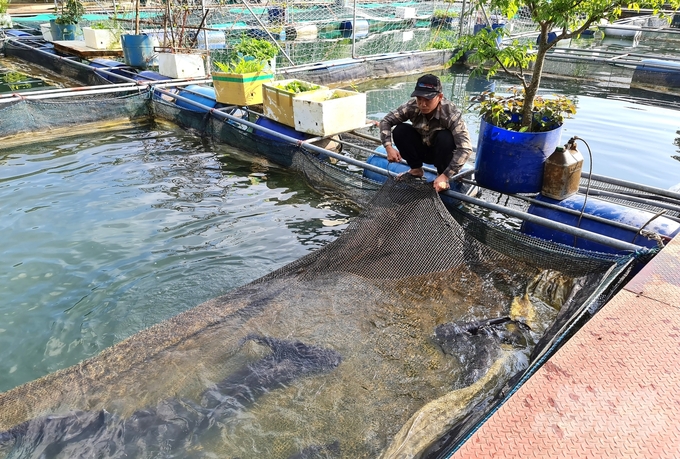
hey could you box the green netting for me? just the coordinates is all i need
[0,89,152,139]
[3,39,114,87]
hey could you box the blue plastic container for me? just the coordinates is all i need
[254,117,311,142]
[473,23,504,46]
[362,149,474,192]
[475,118,563,194]
[133,70,169,82]
[632,59,680,93]
[175,85,218,113]
[268,6,286,24]
[521,194,680,253]
[4,30,34,37]
[121,34,154,69]
[90,58,135,82]
[340,19,369,38]
[536,31,558,45]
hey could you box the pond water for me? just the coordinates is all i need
[0,124,358,393]
[1,66,679,410]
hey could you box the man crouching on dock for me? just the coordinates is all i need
[379,74,473,192]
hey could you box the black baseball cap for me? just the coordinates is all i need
[411,74,442,99]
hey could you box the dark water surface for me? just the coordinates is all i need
[0,125,358,393]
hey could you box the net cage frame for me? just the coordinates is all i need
[0,87,656,459]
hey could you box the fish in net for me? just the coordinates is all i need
[0,178,627,459]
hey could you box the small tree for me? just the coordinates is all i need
[54,0,85,25]
[458,0,679,131]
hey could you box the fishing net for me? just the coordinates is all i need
[0,172,637,459]
[3,38,114,87]
[0,88,153,143]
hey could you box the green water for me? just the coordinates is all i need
[0,124,358,393]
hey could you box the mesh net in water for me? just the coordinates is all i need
[0,176,636,459]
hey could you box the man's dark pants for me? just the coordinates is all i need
[392,124,455,175]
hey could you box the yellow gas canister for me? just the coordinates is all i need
[541,141,584,200]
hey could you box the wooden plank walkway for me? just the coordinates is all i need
[450,235,680,458]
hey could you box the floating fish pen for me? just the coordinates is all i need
[2,5,680,456]
[0,67,676,456]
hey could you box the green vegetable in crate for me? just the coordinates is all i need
[214,58,266,74]
[276,81,321,94]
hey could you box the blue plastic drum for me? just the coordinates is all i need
[475,118,563,194]
[175,85,218,113]
[521,193,680,253]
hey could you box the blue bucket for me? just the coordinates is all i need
[121,34,154,69]
[475,118,562,194]
[521,194,680,253]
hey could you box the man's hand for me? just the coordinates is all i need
[434,174,450,192]
[385,145,402,163]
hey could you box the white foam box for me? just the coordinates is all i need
[292,89,367,137]
[158,53,206,79]
[82,27,121,50]
[263,79,328,127]
[395,7,416,19]
[40,23,53,41]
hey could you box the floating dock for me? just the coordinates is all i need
[450,234,680,458]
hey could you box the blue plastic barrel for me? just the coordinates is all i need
[4,30,34,37]
[90,58,135,82]
[475,118,563,194]
[254,117,312,142]
[268,6,286,24]
[133,70,169,82]
[362,148,474,193]
[363,151,439,183]
[121,34,154,69]
[632,59,680,93]
[175,85,218,113]
[521,194,680,253]
[340,19,369,38]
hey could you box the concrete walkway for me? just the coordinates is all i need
[450,236,680,458]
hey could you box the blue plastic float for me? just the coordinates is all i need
[521,193,680,253]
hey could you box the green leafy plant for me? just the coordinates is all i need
[55,0,85,25]
[214,57,265,74]
[231,35,278,62]
[455,0,680,131]
[426,37,455,50]
[470,87,576,132]
[275,81,320,93]
[1,71,24,84]
[214,36,279,74]
[0,0,10,14]
[433,9,459,19]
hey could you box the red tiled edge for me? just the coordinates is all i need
[450,237,680,459]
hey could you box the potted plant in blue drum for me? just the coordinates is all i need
[51,0,85,41]
[455,0,679,194]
